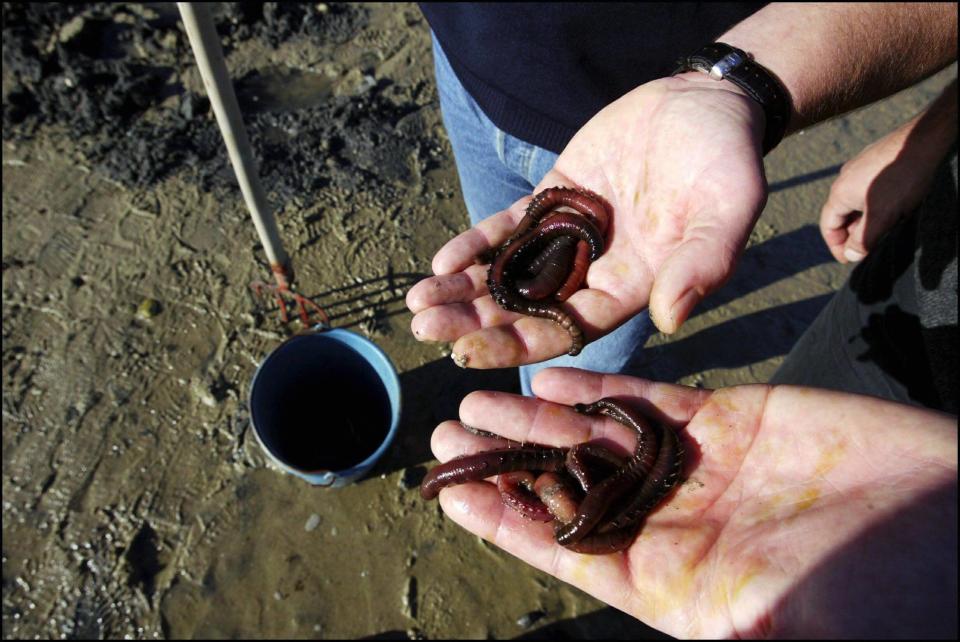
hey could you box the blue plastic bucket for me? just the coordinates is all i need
[248,326,401,486]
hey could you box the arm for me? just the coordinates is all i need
[718,2,958,132]
[408,4,959,366]
[820,78,957,262]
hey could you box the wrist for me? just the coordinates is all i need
[671,71,752,99]
[909,82,958,146]
[892,81,958,167]
[672,43,790,154]
[669,71,766,129]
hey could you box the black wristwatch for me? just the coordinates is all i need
[673,42,791,155]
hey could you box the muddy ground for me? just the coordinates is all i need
[2,3,955,639]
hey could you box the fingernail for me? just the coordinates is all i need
[649,306,666,333]
[844,248,865,263]
[667,289,700,334]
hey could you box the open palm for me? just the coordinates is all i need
[427,368,957,638]
[407,75,767,368]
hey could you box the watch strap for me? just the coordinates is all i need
[673,42,791,155]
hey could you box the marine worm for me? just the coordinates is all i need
[515,236,578,300]
[564,441,628,493]
[487,211,604,356]
[600,421,683,531]
[419,446,568,500]
[559,523,641,555]
[503,186,610,248]
[483,187,609,356]
[553,400,660,546]
[497,471,555,521]
[420,398,684,555]
[533,472,580,524]
[553,239,592,301]
[563,428,684,554]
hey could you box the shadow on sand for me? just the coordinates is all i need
[362,222,839,476]
[644,223,837,381]
[362,604,668,639]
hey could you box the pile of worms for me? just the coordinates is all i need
[485,186,609,356]
[420,398,683,555]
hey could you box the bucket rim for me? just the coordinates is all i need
[247,325,402,481]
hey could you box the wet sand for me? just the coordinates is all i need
[2,3,956,639]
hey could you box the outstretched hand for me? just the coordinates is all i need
[427,368,957,638]
[407,74,768,368]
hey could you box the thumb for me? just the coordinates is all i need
[819,200,858,263]
[844,203,905,263]
[649,235,739,334]
[841,214,871,263]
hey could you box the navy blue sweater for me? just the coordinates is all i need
[420,3,763,153]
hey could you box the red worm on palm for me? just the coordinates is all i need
[485,186,610,356]
[420,398,684,555]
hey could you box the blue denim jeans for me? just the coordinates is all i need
[432,37,654,396]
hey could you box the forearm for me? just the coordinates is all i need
[902,78,958,158]
[720,3,958,132]
[874,77,957,176]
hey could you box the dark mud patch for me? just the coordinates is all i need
[216,2,370,48]
[2,3,181,137]
[2,2,389,199]
[79,83,434,199]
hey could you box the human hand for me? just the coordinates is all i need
[820,127,944,263]
[428,368,958,638]
[820,79,958,264]
[407,74,768,368]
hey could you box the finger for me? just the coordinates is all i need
[820,196,864,263]
[819,202,856,263]
[437,482,631,596]
[410,296,522,343]
[430,420,514,462]
[458,390,640,452]
[530,367,711,428]
[450,319,573,368]
[448,288,633,368]
[845,204,899,264]
[432,203,529,275]
[648,227,742,334]
[841,213,869,263]
[405,263,491,314]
